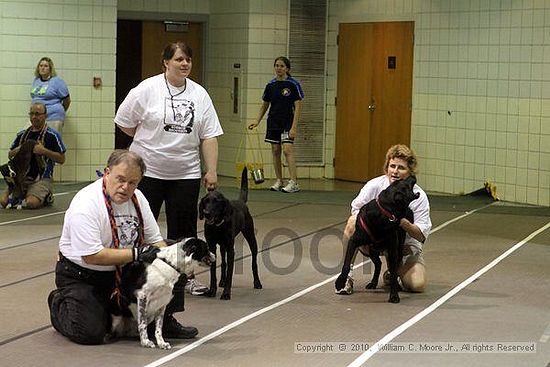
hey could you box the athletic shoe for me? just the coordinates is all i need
[281,179,300,193]
[270,180,284,191]
[335,276,354,295]
[161,315,198,339]
[184,278,209,296]
[44,192,54,206]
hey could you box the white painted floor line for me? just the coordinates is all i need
[346,220,550,367]
[51,191,78,197]
[540,321,550,343]
[143,260,371,367]
[0,211,66,226]
[429,202,492,233]
[0,191,77,226]
[144,203,492,367]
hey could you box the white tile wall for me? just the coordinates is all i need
[326,0,550,205]
[0,0,118,182]
[1,0,548,204]
[208,0,290,182]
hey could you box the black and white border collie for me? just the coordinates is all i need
[109,238,215,349]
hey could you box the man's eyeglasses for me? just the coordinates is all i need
[28,112,46,117]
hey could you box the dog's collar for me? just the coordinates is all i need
[358,215,383,243]
[213,218,225,226]
[376,198,397,222]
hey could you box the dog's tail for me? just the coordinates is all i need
[239,167,248,203]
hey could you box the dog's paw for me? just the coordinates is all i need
[388,294,400,303]
[141,339,156,348]
[103,333,116,344]
[365,282,377,289]
[157,341,172,350]
[254,280,263,289]
[204,288,217,297]
[220,292,231,300]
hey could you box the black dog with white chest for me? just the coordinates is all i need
[109,238,215,349]
[335,176,420,303]
[199,167,262,300]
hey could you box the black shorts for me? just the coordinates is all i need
[265,130,294,145]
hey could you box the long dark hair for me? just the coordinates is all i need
[161,42,193,71]
[274,56,292,77]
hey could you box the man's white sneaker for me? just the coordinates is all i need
[335,276,354,295]
[270,180,284,191]
[184,278,209,295]
[281,179,300,193]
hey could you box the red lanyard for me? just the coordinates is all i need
[102,176,145,305]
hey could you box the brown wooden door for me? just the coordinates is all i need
[335,21,414,182]
[142,21,203,83]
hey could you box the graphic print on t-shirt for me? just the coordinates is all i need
[281,88,291,97]
[31,85,48,96]
[164,97,195,134]
[115,214,139,248]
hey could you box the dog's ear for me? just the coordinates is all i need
[183,238,206,258]
[183,238,197,256]
[406,176,420,200]
[198,197,205,220]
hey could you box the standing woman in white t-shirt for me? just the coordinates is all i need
[115,42,223,336]
[30,57,71,135]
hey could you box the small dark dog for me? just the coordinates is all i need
[335,176,420,303]
[199,167,263,300]
[109,238,215,349]
[0,140,38,209]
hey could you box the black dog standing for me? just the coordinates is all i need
[335,176,420,303]
[199,168,262,300]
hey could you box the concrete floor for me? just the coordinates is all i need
[0,178,549,367]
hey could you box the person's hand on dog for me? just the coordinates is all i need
[33,142,46,156]
[133,245,160,263]
[399,218,426,243]
[203,171,218,191]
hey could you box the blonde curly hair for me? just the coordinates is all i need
[383,144,418,175]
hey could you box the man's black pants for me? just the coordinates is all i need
[48,255,185,345]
